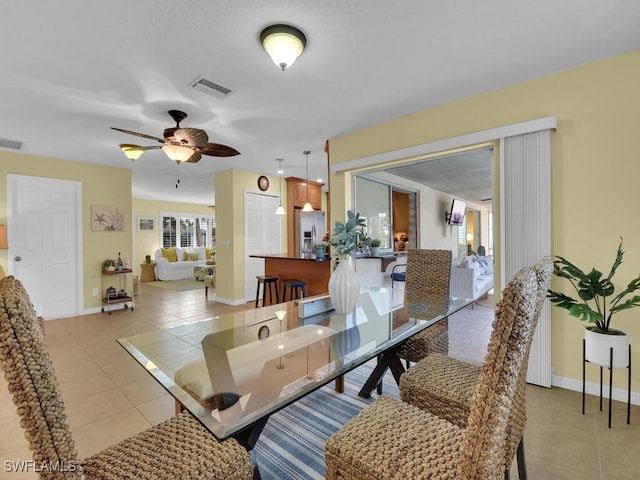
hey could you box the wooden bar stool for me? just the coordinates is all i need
[281,279,307,302]
[255,275,279,308]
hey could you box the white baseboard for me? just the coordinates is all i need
[214,296,248,306]
[552,374,639,406]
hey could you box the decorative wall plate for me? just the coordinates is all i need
[258,175,269,191]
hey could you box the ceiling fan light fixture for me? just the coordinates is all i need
[162,145,193,163]
[260,24,307,71]
[120,144,144,162]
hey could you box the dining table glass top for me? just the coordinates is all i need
[118,286,472,440]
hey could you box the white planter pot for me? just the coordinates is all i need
[370,247,380,257]
[584,327,630,368]
[329,259,360,315]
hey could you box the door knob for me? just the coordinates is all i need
[14,256,21,262]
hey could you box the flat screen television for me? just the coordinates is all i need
[448,198,466,226]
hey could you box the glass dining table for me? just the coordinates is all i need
[118,286,472,452]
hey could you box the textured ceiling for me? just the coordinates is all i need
[385,149,493,205]
[1,1,639,204]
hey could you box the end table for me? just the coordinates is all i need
[140,263,156,282]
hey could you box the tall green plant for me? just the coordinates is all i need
[547,238,640,333]
[328,210,371,260]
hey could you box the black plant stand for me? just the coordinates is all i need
[582,339,631,428]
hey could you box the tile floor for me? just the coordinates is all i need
[1,285,638,479]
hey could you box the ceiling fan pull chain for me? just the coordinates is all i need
[176,163,180,188]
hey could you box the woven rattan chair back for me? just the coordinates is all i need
[0,276,254,480]
[404,249,452,296]
[0,276,80,479]
[457,265,539,479]
[503,257,554,466]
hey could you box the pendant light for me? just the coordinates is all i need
[275,158,286,215]
[302,150,314,212]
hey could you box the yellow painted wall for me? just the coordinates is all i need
[0,151,132,310]
[132,198,214,276]
[328,49,640,392]
[214,169,287,304]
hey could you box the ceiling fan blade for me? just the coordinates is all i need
[198,142,241,157]
[184,151,202,163]
[111,127,164,143]
[173,128,208,147]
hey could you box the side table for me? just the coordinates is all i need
[140,263,156,282]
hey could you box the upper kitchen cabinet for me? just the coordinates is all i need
[286,177,323,210]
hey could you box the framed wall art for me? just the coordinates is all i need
[137,216,155,232]
[91,205,124,231]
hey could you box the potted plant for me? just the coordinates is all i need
[314,243,327,260]
[327,210,371,314]
[370,239,382,257]
[547,238,640,368]
[102,259,116,272]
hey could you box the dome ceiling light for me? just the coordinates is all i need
[260,24,307,71]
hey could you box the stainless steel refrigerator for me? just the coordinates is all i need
[294,210,326,256]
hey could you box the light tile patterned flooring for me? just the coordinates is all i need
[1,285,639,479]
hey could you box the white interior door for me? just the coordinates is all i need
[8,175,82,318]
[244,192,281,302]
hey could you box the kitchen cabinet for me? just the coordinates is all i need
[286,177,322,210]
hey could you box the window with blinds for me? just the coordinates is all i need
[161,213,215,248]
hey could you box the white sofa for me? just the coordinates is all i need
[154,247,211,281]
[449,255,494,301]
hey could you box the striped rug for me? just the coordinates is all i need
[253,361,399,480]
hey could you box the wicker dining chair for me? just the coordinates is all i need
[398,258,553,479]
[0,276,254,480]
[397,249,452,365]
[325,265,540,480]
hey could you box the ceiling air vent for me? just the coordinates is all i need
[0,137,23,151]
[189,76,232,99]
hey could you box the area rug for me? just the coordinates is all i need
[253,362,399,480]
[144,279,204,291]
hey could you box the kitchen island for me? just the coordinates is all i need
[249,253,332,298]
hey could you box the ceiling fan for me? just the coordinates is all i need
[111,109,240,164]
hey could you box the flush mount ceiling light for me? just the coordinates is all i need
[260,23,307,71]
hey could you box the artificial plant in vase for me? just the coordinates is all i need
[370,239,382,256]
[547,237,640,367]
[327,210,371,314]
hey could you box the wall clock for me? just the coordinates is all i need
[257,175,269,191]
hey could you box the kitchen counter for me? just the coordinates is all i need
[249,254,331,299]
[250,253,331,262]
[356,251,407,272]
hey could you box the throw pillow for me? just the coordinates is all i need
[206,247,215,260]
[477,259,489,275]
[161,247,177,262]
[184,252,199,262]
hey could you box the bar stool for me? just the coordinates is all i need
[281,279,307,302]
[255,275,279,308]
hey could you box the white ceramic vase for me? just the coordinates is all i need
[584,327,630,368]
[329,258,360,315]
